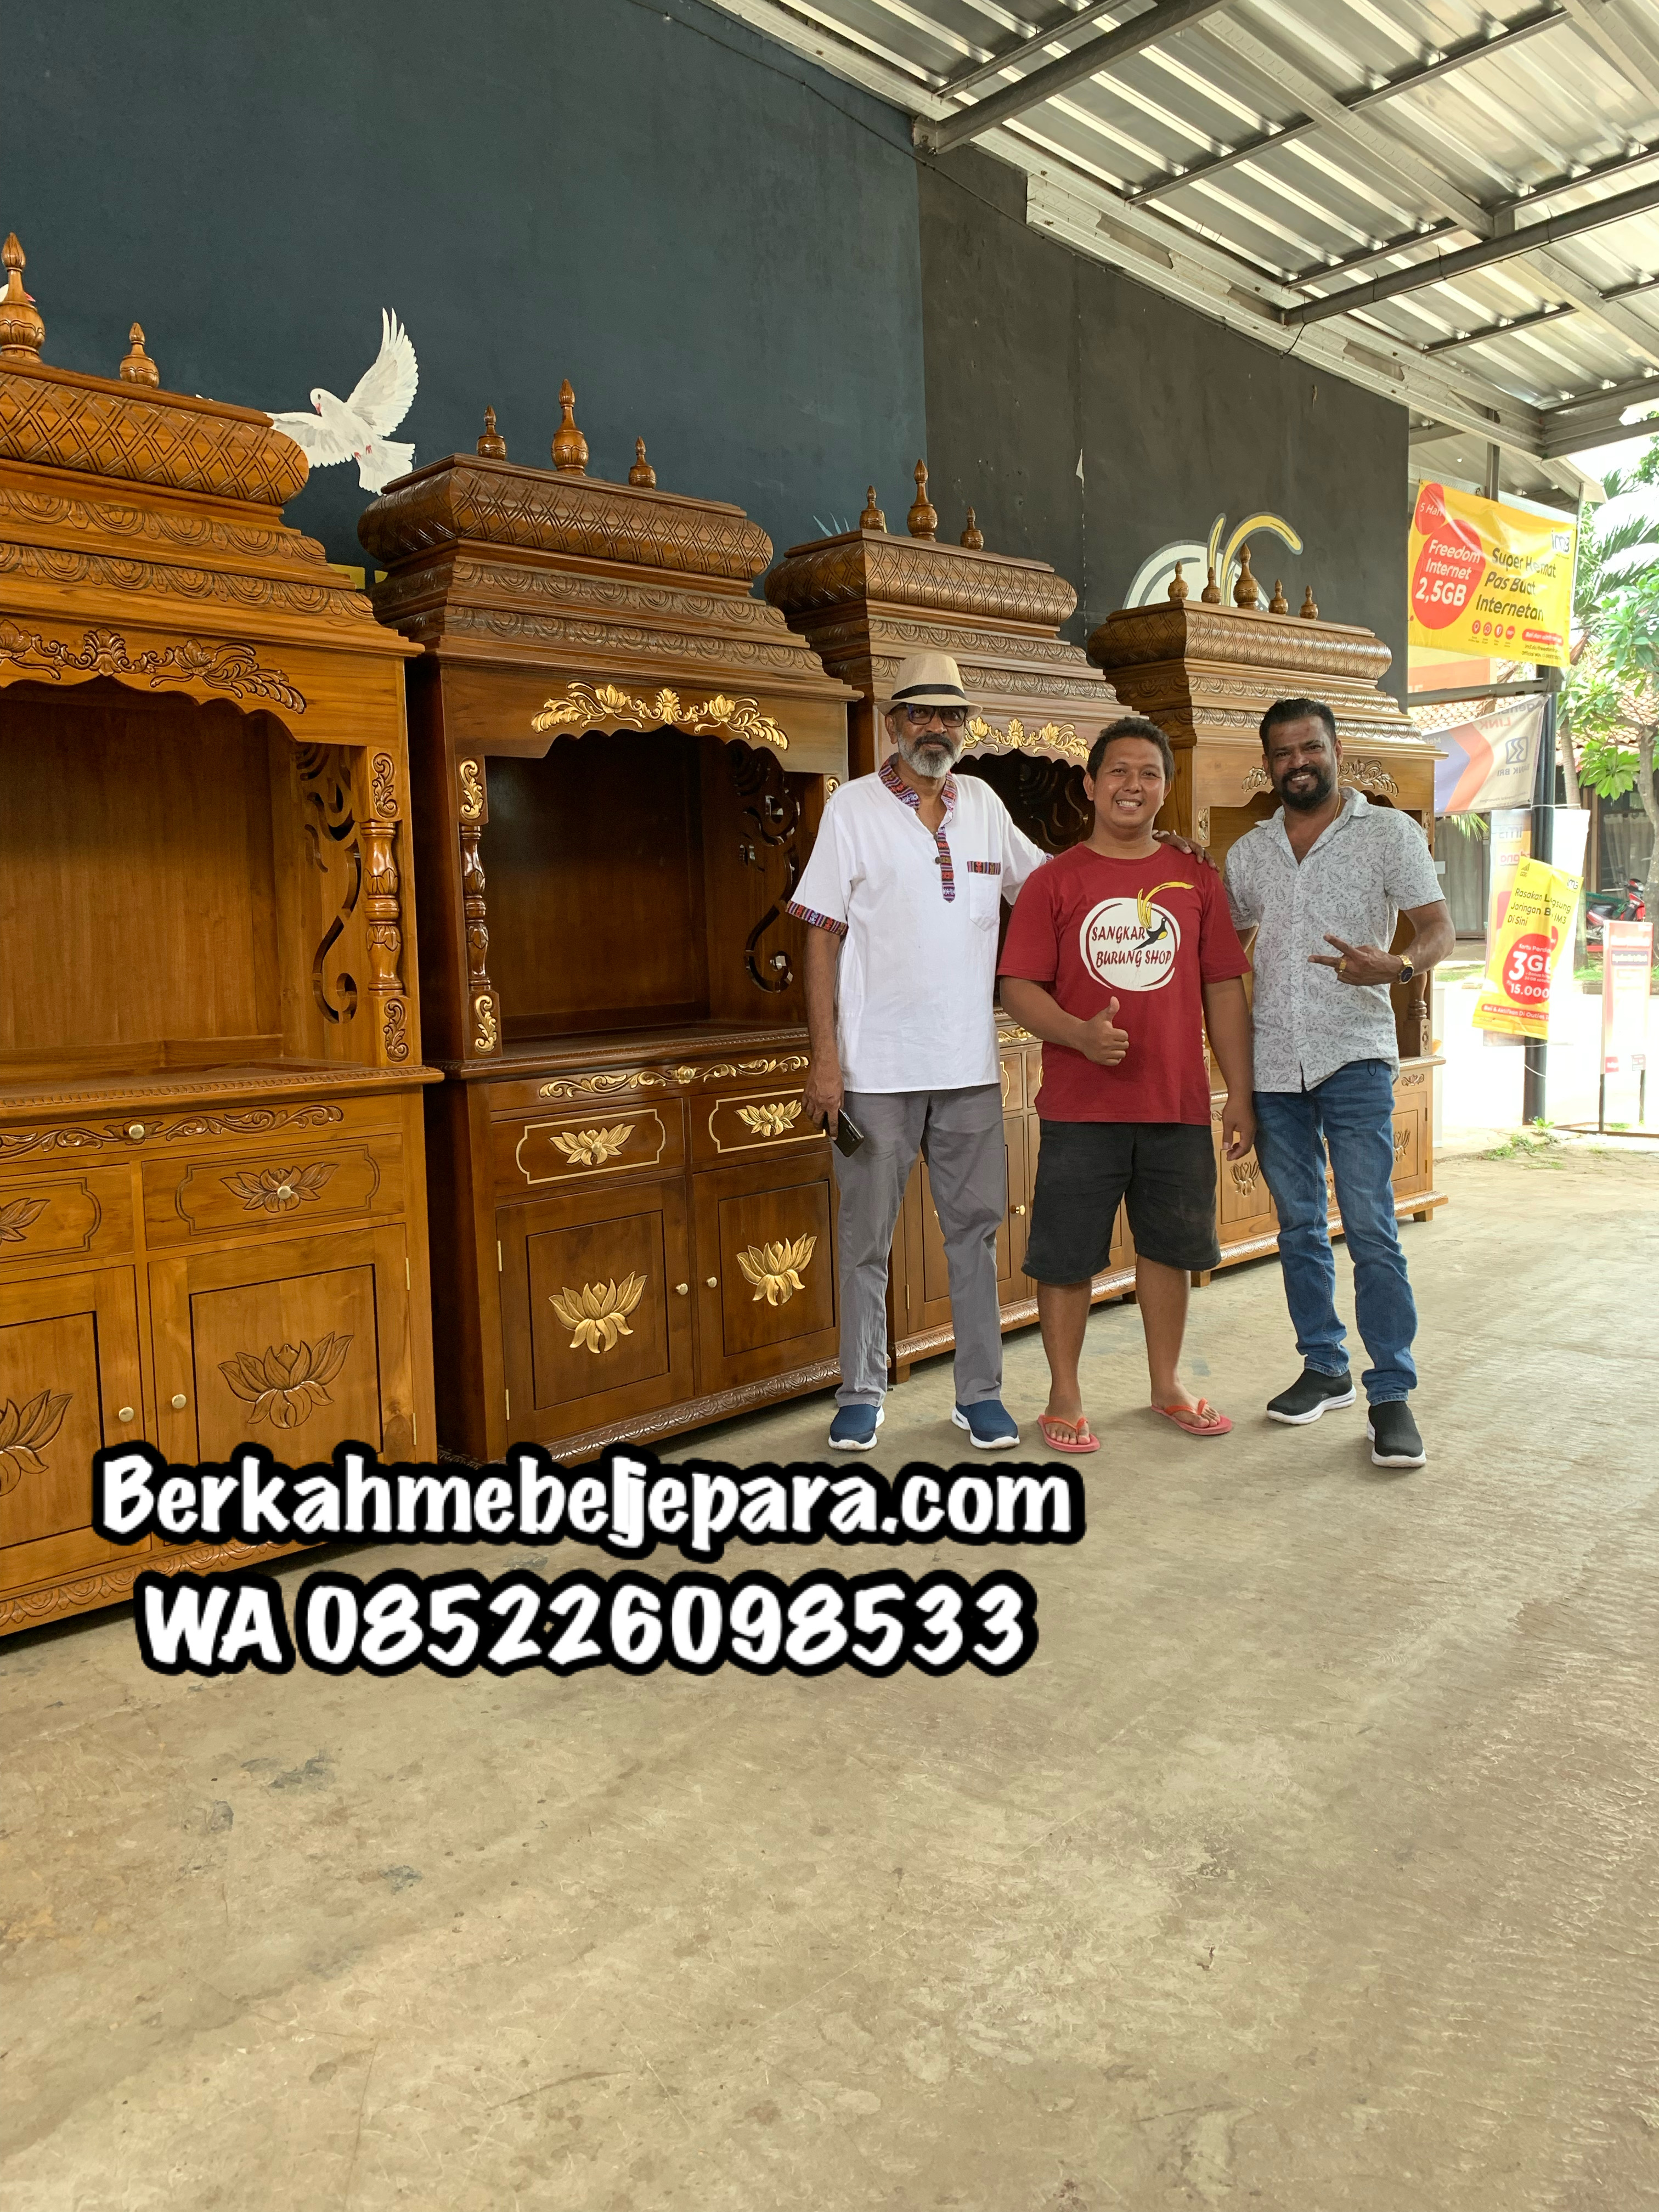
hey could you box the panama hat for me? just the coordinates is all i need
[885,650,971,711]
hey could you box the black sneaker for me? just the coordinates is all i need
[1368,1401,1426,1468]
[1266,1368,1356,1424]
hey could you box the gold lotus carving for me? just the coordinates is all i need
[1230,1158,1261,1197]
[0,1389,71,1492]
[552,1274,647,1354]
[736,1234,817,1306]
[550,1124,633,1167]
[532,680,788,752]
[736,1099,803,1140]
[219,1336,352,1429]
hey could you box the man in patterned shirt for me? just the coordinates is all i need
[787,653,1047,1452]
[1224,697,1454,1469]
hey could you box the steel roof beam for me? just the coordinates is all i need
[1558,0,1659,105]
[913,0,1233,155]
[1522,248,1659,369]
[1282,174,1659,324]
[1127,4,1566,208]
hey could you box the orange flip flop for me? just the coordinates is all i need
[1038,1413,1100,1455]
[1152,1397,1233,1440]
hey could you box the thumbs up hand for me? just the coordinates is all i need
[1080,996,1130,1066]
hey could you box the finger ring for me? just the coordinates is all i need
[1336,958,1349,979]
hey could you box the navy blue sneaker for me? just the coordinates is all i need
[952,1400,1019,1450]
[828,1403,884,1452]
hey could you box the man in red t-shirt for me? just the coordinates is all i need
[1000,716,1254,1451]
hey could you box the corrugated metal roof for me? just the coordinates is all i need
[715,0,1659,500]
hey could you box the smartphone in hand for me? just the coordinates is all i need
[825,1109,865,1156]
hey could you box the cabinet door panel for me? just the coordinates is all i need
[150,1229,413,1463]
[692,1155,837,1394]
[500,1178,694,1441]
[0,1167,134,1273]
[1,1267,147,1592]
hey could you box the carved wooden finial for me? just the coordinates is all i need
[628,437,657,488]
[1200,563,1221,604]
[1167,560,1189,602]
[907,459,938,541]
[118,321,159,387]
[1233,543,1260,608]
[0,233,44,361]
[1300,583,1319,619]
[551,378,588,475]
[859,485,887,532]
[1269,576,1289,614]
[477,405,507,458]
[960,507,985,550]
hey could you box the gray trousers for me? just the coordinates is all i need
[832,1085,1007,1408]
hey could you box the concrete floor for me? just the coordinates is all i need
[3,1141,1657,2212]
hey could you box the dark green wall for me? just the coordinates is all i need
[917,149,1410,686]
[8,9,1406,678]
[7,0,927,571]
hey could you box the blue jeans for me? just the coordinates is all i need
[1252,1060,1417,1405]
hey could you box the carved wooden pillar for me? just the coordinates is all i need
[456,755,499,1056]
[359,748,411,1065]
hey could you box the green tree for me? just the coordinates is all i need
[1564,500,1659,916]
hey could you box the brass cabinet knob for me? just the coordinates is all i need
[127,1123,145,1140]
[1013,1203,1027,1216]
[276,1184,294,1202]
[117,1406,135,1423]
[170,1392,188,1410]
[675,1283,689,1295]
[706,1277,718,1288]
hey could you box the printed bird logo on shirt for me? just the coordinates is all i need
[1133,881,1193,950]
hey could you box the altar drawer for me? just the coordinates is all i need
[690,1084,828,1167]
[494,1101,686,1197]
[142,1136,405,1248]
[0,1167,134,1272]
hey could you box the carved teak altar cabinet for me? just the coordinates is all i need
[359,390,853,1462]
[1088,562,1447,1270]
[764,467,1137,1370]
[0,239,438,1632]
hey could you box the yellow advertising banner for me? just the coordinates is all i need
[1472,855,1582,1040]
[1409,483,1576,668]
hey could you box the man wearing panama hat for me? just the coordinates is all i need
[787,651,1048,1451]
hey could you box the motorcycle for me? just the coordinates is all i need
[1585,878,1647,953]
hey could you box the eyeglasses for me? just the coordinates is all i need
[900,703,968,730]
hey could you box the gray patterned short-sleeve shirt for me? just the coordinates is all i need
[1223,791,1443,1092]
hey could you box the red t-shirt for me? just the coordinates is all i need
[998,845,1250,1124]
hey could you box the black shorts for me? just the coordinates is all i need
[1023,1120,1220,1281]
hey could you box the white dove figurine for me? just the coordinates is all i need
[269,309,417,493]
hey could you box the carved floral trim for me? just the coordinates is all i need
[535,1053,808,1101]
[0,1104,345,1159]
[964,713,1087,764]
[1242,758,1401,798]
[0,623,305,709]
[736,1234,817,1306]
[0,1389,71,1492]
[551,1275,646,1355]
[457,759,485,820]
[473,994,499,1054]
[220,1335,353,1427]
[532,680,788,753]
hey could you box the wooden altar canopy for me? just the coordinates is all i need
[0,237,437,1631]
[764,467,1135,1367]
[359,387,855,1462]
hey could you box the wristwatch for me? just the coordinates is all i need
[1397,953,1415,985]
